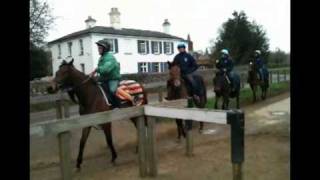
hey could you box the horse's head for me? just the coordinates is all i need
[166,61,187,99]
[47,59,76,93]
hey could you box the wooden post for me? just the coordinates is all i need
[57,97,72,180]
[186,98,193,157]
[146,116,157,177]
[58,131,72,180]
[277,71,280,83]
[137,116,147,177]
[158,90,163,102]
[233,163,243,180]
[227,110,245,180]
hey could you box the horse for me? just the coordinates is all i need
[166,61,207,139]
[213,70,240,110]
[247,62,269,102]
[47,59,148,170]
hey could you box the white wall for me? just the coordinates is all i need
[50,33,188,75]
[91,33,188,74]
[50,35,94,75]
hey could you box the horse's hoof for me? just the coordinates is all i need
[76,166,81,172]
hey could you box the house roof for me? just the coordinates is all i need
[48,26,186,45]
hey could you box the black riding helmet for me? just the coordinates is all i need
[96,39,111,52]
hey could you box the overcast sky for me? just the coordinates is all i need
[45,0,290,53]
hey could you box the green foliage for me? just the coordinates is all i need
[30,45,52,80]
[267,48,290,67]
[211,11,270,65]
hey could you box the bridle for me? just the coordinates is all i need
[57,76,92,93]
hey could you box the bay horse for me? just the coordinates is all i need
[247,62,269,102]
[47,59,148,170]
[166,61,207,139]
[213,70,240,109]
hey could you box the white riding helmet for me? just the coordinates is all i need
[255,50,261,55]
[221,49,229,55]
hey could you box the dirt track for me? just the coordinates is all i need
[30,92,290,180]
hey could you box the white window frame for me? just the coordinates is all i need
[138,40,148,54]
[105,39,116,53]
[152,41,160,54]
[164,42,172,54]
[67,42,73,56]
[140,62,147,73]
[79,39,84,56]
[58,44,61,59]
[152,62,160,73]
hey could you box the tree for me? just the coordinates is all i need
[30,0,55,80]
[211,11,270,65]
[30,0,55,47]
[30,44,52,80]
[267,48,290,67]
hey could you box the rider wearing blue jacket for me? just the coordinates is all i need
[173,43,200,101]
[215,49,236,91]
[253,50,267,81]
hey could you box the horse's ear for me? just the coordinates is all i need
[69,58,74,65]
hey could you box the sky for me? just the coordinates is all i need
[45,0,290,53]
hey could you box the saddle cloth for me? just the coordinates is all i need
[116,80,145,105]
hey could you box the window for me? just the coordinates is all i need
[151,41,161,54]
[58,44,61,59]
[68,42,73,56]
[105,38,118,53]
[137,40,149,54]
[79,39,84,55]
[151,62,160,73]
[80,63,85,73]
[164,42,173,54]
[138,62,148,73]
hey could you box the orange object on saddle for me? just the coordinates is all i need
[116,80,144,101]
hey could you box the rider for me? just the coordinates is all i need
[215,49,236,91]
[172,43,200,101]
[252,50,268,81]
[89,39,135,107]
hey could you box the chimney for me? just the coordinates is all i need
[109,8,121,29]
[85,16,96,29]
[187,34,193,52]
[162,19,170,34]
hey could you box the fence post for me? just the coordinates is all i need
[158,89,163,102]
[186,98,194,157]
[277,70,280,83]
[146,116,157,177]
[227,110,245,180]
[137,116,147,177]
[57,97,72,180]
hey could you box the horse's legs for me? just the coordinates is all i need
[214,96,219,109]
[176,119,185,140]
[76,127,92,170]
[252,85,257,102]
[236,93,240,109]
[101,123,117,164]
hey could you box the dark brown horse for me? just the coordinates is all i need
[47,59,148,170]
[213,71,240,109]
[166,62,207,139]
[247,62,268,102]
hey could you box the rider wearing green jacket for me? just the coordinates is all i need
[89,39,121,107]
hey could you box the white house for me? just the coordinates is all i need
[48,8,189,75]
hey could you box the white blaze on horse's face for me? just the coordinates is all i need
[174,79,181,87]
